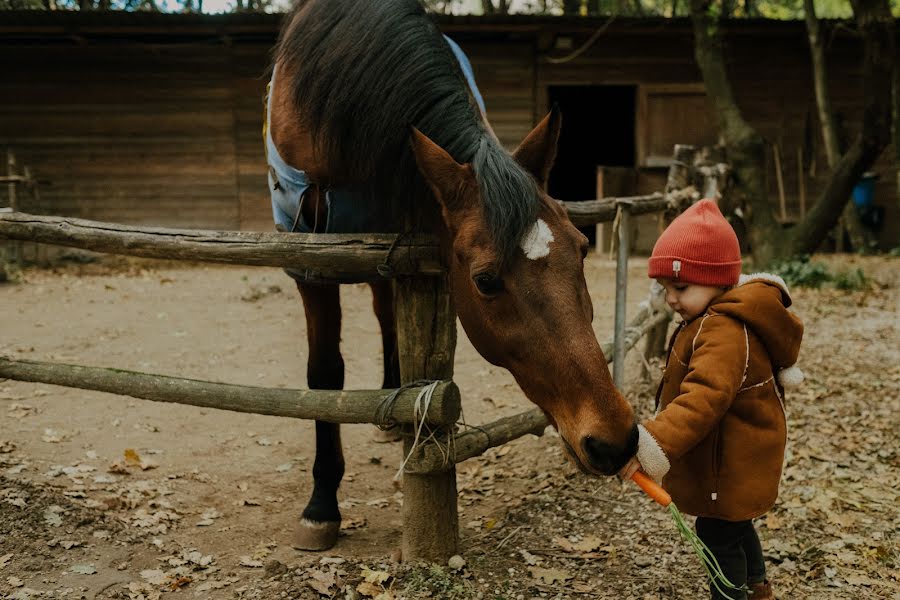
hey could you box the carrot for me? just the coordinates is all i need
[631,471,671,507]
[629,471,746,598]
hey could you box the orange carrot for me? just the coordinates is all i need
[631,471,671,507]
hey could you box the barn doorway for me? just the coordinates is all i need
[546,85,637,245]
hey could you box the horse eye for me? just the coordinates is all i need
[473,273,504,295]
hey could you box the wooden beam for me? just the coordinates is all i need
[0,212,442,282]
[0,357,460,426]
[402,407,549,475]
[561,193,670,227]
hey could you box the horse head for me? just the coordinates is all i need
[411,109,638,476]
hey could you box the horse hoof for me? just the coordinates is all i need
[291,519,340,551]
[372,425,402,443]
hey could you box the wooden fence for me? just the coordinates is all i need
[0,145,720,562]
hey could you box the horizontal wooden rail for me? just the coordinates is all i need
[405,306,672,473]
[0,212,442,282]
[402,407,548,475]
[0,357,460,426]
[562,193,671,227]
[0,198,675,278]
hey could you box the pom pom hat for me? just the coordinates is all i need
[648,199,742,287]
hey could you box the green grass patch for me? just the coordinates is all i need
[771,256,871,291]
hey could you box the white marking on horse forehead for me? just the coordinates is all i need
[520,219,554,260]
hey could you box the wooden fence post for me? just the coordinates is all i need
[395,274,458,562]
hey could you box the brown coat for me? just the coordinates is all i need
[636,274,804,521]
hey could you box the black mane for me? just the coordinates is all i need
[275,0,539,263]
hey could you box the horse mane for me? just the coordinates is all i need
[275,0,539,264]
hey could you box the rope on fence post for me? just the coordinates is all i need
[393,380,442,481]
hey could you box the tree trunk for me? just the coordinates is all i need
[689,0,783,265]
[804,0,840,167]
[789,0,895,255]
[894,60,900,211]
[481,0,495,14]
[804,0,874,252]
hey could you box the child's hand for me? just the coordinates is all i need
[618,456,642,481]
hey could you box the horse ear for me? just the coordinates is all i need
[512,105,561,190]
[410,127,475,219]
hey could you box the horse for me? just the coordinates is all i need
[266,0,638,551]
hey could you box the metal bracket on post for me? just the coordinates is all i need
[613,200,633,389]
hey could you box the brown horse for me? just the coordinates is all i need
[267,0,637,550]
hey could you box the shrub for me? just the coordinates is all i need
[832,268,869,291]
[770,256,832,289]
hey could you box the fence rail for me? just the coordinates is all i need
[0,357,460,427]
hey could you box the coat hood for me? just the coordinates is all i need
[707,273,804,371]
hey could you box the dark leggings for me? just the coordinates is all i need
[695,517,767,600]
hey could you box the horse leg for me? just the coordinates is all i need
[292,281,345,551]
[370,280,402,442]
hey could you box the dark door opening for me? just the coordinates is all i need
[546,85,636,244]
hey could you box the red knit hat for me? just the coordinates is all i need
[648,199,741,286]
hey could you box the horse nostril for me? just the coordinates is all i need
[582,435,617,474]
[582,426,638,475]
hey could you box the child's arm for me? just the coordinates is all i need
[636,315,747,482]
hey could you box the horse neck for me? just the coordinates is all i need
[268,63,331,184]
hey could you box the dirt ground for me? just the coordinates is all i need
[0,252,897,600]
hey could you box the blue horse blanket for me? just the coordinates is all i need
[265,37,486,236]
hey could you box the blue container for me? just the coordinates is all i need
[852,172,879,208]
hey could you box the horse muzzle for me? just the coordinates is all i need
[580,422,639,475]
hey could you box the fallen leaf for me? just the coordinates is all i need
[71,564,97,575]
[356,581,384,598]
[239,556,263,568]
[361,567,391,585]
[168,576,192,590]
[529,566,573,585]
[42,428,66,443]
[43,506,64,527]
[306,568,337,595]
[140,569,169,585]
[340,516,367,530]
[765,513,784,530]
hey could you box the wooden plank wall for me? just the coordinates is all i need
[465,41,535,150]
[0,43,242,230]
[230,43,274,233]
[1,26,895,247]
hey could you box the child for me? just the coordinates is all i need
[619,199,803,600]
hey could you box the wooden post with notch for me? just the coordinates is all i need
[395,273,458,562]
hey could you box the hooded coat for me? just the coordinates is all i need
[636,274,804,521]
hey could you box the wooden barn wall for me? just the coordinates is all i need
[465,41,536,150]
[0,43,242,230]
[1,27,895,247]
[538,30,897,250]
[230,43,275,233]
